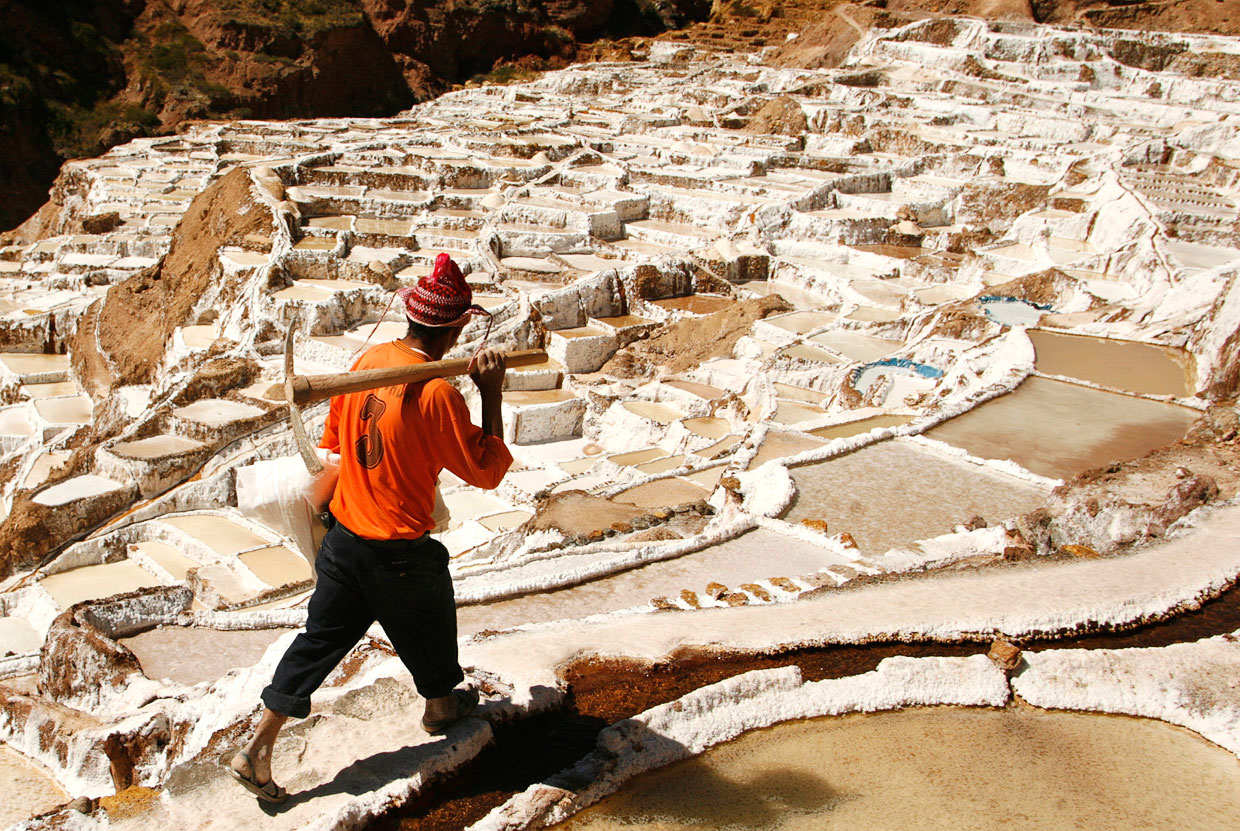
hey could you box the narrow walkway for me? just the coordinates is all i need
[109,679,490,831]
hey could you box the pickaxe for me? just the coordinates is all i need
[282,325,547,475]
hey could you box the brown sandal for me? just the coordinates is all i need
[221,748,289,804]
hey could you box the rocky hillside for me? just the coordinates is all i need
[0,0,709,231]
[1,0,1235,231]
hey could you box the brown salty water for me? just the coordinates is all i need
[560,706,1240,831]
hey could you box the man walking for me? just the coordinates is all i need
[227,253,511,803]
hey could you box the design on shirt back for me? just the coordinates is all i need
[355,393,386,469]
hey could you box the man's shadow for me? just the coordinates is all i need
[257,731,466,816]
[245,706,844,825]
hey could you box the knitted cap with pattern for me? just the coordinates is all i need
[396,253,474,326]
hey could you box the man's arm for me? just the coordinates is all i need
[470,348,507,438]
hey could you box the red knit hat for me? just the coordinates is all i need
[396,253,485,327]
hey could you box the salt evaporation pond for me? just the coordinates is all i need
[38,560,163,610]
[119,626,295,686]
[1028,330,1195,397]
[784,440,1049,553]
[807,414,912,442]
[0,745,68,827]
[456,529,848,635]
[980,296,1049,327]
[560,707,1240,831]
[924,376,1199,480]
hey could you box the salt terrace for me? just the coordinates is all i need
[2,14,1240,830]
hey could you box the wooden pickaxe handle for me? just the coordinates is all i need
[289,348,548,406]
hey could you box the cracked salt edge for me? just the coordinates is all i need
[1030,369,1207,410]
[1016,630,1240,756]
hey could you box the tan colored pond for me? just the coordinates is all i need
[624,401,685,424]
[809,331,901,363]
[747,432,825,469]
[614,478,711,508]
[682,417,731,439]
[39,560,164,610]
[238,546,313,588]
[609,448,668,466]
[0,353,69,376]
[653,295,735,315]
[560,706,1240,831]
[808,414,912,441]
[663,379,726,400]
[636,455,686,475]
[163,514,269,556]
[924,376,1198,480]
[111,435,204,460]
[1028,330,1195,397]
[33,395,92,424]
[772,400,828,425]
[119,625,295,686]
[781,344,841,364]
[763,311,837,335]
[0,406,36,437]
[0,745,68,828]
[785,440,1049,554]
[133,540,200,581]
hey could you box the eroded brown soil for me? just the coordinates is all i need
[69,168,273,392]
[602,295,792,378]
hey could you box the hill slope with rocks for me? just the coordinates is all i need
[0,0,709,231]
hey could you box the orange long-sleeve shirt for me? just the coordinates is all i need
[319,341,513,540]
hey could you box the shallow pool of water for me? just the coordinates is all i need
[924,376,1198,480]
[624,401,685,425]
[1028,329,1195,397]
[653,295,735,315]
[981,296,1048,327]
[560,706,1240,831]
[747,432,825,469]
[614,478,711,509]
[162,514,269,556]
[663,379,726,400]
[39,560,164,610]
[809,332,901,363]
[238,546,313,588]
[808,414,912,442]
[785,439,1049,553]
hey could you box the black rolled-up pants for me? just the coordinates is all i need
[261,522,464,719]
